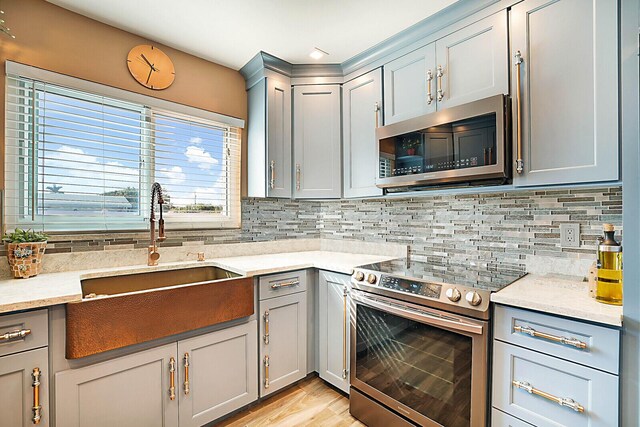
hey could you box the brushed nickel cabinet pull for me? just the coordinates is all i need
[513,380,585,413]
[436,65,444,102]
[270,279,300,289]
[426,69,434,105]
[295,164,301,191]
[514,325,588,349]
[264,355,270,389]
[342,286,348,380]
[0,328,31,342]
[269,160,275,189]
[263,310,270,345]
[168,357,176,401]
[514,50,524,174]
[32,367,41,424]
[374,101,380,128]
[183,353,190,396]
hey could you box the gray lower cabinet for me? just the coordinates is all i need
[292,84,342,199]
[55,343,178,427]
[247,75,292,198]
[342,68,383,198]
[177,321,258,427]
[435,10,508,110]
[510,0,618,186]
[492,305,621,427]
[0,347,49,427]
[318,271,350,394]
[55,322,258,427]
[259,291,307,397]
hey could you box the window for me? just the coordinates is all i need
[4,65,242,231]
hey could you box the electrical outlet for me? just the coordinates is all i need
[560,223,580,248]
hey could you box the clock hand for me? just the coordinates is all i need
[146,68,153,85]
[140,53,157,71]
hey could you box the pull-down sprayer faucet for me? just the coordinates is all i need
[148,182,166,266]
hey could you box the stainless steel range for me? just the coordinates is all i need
[348,259,526,427]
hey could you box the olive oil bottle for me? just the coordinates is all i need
[595,224,623,305]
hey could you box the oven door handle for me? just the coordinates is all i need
[352,291,484,336]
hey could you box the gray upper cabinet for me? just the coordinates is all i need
[293,84,342,199]
[383,11,508,125]
[435,10,508,110]
[342,69,383,198]
[55,343,179,427]
[177,321,258,427]
[510,0,618,186]
[259,291,307,397]
[383,44,436,125]
[247,76,292,198]
[318,271,350,394]
[0,347,49,427]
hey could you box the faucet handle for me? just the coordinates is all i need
[187,252,205,262]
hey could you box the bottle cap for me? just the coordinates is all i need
[603,223,615,232]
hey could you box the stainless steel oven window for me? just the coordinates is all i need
[350,291,488,427]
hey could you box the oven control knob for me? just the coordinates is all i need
[445,288,461,302]
[465,291,482,306]
[354,271,365,282]
[367,274,377,285]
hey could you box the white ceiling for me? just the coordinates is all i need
[46,0,458,70]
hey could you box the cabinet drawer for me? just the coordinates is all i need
[494,305,620,374]
[0,309,48,357]
[493,341,618,427]
[259,270,307,300]
[491,408,533,427]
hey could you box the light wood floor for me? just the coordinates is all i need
[216,376,366,427]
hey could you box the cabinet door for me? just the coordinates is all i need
[493,341,619,427]
[0,347,48,427]
[435,10,508,110]
[318,271,350,394]
[55,343,178,427]
[293,85,342,199]
[511,0,618,186]
[177,321,258,427]
[267,77,292,198]
[343,69,383,198]
[259,292,307,397]
[383,44,436,125]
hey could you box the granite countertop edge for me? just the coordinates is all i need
[492,274,623,327]
[0,250,395,314]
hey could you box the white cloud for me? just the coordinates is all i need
[185,145,218,170]
[158,166,186,184]
[189,137,202,144]
[167,174,227,208]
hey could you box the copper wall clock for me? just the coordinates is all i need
[126,44,175,90]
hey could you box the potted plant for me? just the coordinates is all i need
[3,229,49,279]
[401,135,422,156]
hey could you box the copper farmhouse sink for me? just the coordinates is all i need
[66,266,253,359]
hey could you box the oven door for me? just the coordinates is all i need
[350,289,488,427]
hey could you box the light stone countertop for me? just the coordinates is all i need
[492,274,623,327]
[0,250,395,314]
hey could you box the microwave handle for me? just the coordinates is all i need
[351,291,483,336]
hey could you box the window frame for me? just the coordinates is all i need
[4,61,243,232]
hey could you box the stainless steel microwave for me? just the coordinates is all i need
[376,95,510,189]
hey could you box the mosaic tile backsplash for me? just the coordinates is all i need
[7,186,622,274]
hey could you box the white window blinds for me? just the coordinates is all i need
[5,72,241,232]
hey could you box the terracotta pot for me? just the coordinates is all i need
[6,242,47,279]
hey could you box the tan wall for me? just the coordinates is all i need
[0,0,248,195]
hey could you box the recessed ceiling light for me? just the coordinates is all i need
[309,48,329,60]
